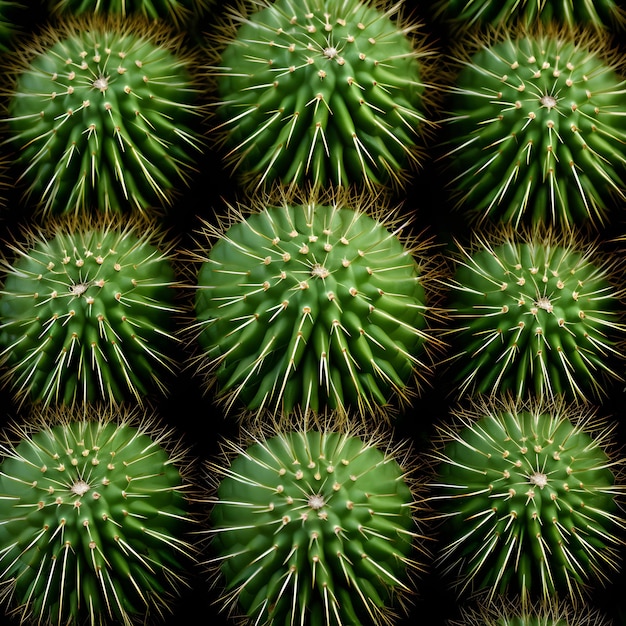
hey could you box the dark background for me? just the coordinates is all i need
[1,1,626,625]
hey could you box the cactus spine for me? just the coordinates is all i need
[428,396,626,603]
[0,215,181,406]
[0,404,197,626]
[207,421,423,626]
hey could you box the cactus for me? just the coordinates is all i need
[210,0,434,190]
[0,404,197,626]
[445,225,626,401]
[207,420,423,626]
[0,214,181,407]
[433,0,626,30]
[189,190,440,420]
[0,1,25,52]
[428,396,626,603]
[4,15,204,215]
[438,24,626,228]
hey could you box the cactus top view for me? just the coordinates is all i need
[210,0,434,191]
[208,422,423,626]
[190,190,440,420]
[4,15,204,216]
[428,396,626,604]
[445,225,626,401]
[438,24,626,228]
[0,214,181,407]
[0,404,197,626]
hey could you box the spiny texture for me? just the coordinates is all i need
[5,16,203,215]
[209,426,421,626]
[429,397,625,603]
[192,193,437,420]
[433,0,626,30]
[0,216,180,407]
[439,26,626,228]
[212,0,431,190]
[0,407,196,626]
[446,226,626,401]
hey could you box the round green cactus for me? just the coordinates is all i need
[438,25,626,228]
[0,405,197,626]
[190,191,439,420]
[211,0,434,190]
[433,0,626,30]
[446,226,626,401]
[208,422,422,626]
[5,16,204,215]
[0,215,181,407]
[428,396,626,603]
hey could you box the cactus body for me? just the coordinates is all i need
[433,0,626,30]
[429,397,625,602]
[6,17,203,215]
[446,227,625,401]
[212,0,431,190]
[0,216,180,406]
[191,193,437,419]
[0,406,196,626]
[209,426,420,626]
[439,27,626,227]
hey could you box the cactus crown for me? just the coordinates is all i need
[0,214,182,407]
[207,419,423,626]
[210,0,434,190]
[0,405,197,626]
[4,15,204,215]
[189,189,440,420]
[428,396,626,603]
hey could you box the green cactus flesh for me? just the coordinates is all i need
[434,0,626,30]
[6,18,203,215]
[440,29,626,227]
[210,428,419,626]
[214,0,428,189]
[193,198,432,418]
[430,398,625,602]
[0,219,180,406]
[447,228,625,401]
[0,413,194,625]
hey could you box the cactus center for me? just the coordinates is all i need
[310,262,330,279]
[92,75,109,93]
[307,492,326,510]
[540,93,557,109]
[70,478,91,496]
[68,280,92,297]
[528,470,549,489]
[534,295,553,312]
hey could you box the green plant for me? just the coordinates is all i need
[0,404,197,626]
[207,419,423,626]
[433,0,626,30]
[0,214,182,407]
[189,189,441,420]
[0,1,25,52]
[428,396,626,604]
[445,225,626,401]
[437,24,626,228]
[210,0,435,190]
[4,15,204,215]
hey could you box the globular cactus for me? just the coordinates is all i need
[4,15,204,215]
[433,0,626,30]
[0,214,181,407]
[189,190,441,420]
[438,24,626,228]
[0,404,197,626]
[207,420,424,626]
[428,396,626,603]
[445,225,626,401]
[210,0,435,190]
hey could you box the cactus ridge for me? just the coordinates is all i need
[438,25,626,228]
[210,0,434,190]
[190,191,440,420]
[428,396,626,603]
[208,423,423,626]
[0,215,182,407]
[0,405,197,626]
[446,225,626,401]
[5,16,204,215]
